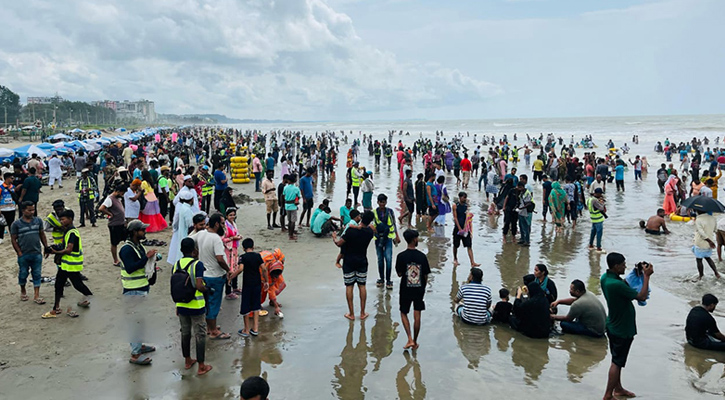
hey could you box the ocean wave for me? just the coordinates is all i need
[686,126,725,132]
[493,123,520,127]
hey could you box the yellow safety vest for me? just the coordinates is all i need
[77,177,96,199]
[60,228,84,272]
[587,198,604,224]
[173,258,205,310]
[351,168,361,187]
[120,240,150,290]
[46,212,64,245]
[373,208,396,240]
[200,174,214,196]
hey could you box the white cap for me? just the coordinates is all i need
[183,175,192,181]
[179,190,194,200]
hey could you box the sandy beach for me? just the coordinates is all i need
[0,132,724,399]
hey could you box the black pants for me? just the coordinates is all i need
[225,276,238,295]
[179,314,207,362]
[55,269,93,307]
[0,210,16,239]
[201,195,212,214]
[159,195,168,218]
[168,202,175,223]
[79,198,96,225]
[615,180,625,192]
[214,190,223,211]
[353,186,360,206]
[503,210,518,236]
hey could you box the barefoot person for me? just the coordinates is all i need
[638,208,670,235]
[395,229,430,350]
[451,192,480,266]
[173,237,212,375]
[600,252,653,400]
[232,238,267,338]
[11,201,49,305]
[332,210,375,320]
[692,210,721,279]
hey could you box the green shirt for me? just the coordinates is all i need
[600,271,639,338]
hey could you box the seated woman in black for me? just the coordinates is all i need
[510,282,551,339]
[533,263,557,304]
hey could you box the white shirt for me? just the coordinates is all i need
[48,157,63,177]
[194,230,226,278]
[700,187,713,198]
[174,186,200,214]
[124,188,140,218]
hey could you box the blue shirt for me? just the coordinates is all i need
[213,170,228,191]
[300,176,314,199]
[615,165,624,180]
[266,157,275,171]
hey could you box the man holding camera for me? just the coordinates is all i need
[600,252,653,400]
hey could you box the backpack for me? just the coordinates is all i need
[170,260,198,303]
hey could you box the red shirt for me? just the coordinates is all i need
[460,158,472,172]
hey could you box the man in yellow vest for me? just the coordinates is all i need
[351,161,362,207]
[587,188,608,252]
[373,194,401,289]
[75,168,98,227]
[42,209,93,319]
[44,199,66,247]
[120,219,158,366]
[175,237,213,375]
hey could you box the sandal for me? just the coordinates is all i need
[77,300,90,308]
[209,332,231,340]
[139,345,156,354]
[129,355,152,366]
[225,293,238,300]
[67,310,79,318]
[20,294,29,301]
[41,311,58,319]
[259,310,269,317]
[34,298,46,305]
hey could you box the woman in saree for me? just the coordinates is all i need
[223,207,242,300]
[548,181,567,232]
[663,171,679,215]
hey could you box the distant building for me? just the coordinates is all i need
[91,100,117,111]
[115,100,157,122]
[27,95,64,104]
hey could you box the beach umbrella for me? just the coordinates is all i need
[115,127,127,132]
[69,128,86,133]
[681,196,725,213]
[47,133,72,141]
[81,140,101,151]
[0,148,14,158]
[13,144,48,158]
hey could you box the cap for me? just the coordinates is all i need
[126,219,150,232]
[51,199,65,207]
[183,175,192,181]
[178,190,195,200]
[353,161,359,166]
[81,168,89,173]
[160,166,170,172]
[117,167,127,172]
[594,188,604,194]
[202,165,209,170]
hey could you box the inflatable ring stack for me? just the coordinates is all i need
[230,156,251,184]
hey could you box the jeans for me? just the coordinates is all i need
[79,198,96,225]
[255,172,262,191]
[376,238,393,284]
[478,174,487,191]
[561,320,604,338]
[179,314,207,362]
[18,253,43,287]
[203,276,226,320]
[634,170,642,180]
[589,222,603,248]
[518,214,531,244]
[124,290,148,355]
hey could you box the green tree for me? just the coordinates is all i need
[0,85,21,127]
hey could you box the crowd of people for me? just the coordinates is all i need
[3,126,724,399]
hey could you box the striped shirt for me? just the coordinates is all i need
[456,282,492,324]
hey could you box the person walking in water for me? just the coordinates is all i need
[587,188,607,252]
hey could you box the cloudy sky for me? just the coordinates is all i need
[1,0,722,121]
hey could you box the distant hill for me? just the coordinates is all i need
[187,114,294,124]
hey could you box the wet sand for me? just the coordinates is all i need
[1,137,724,399]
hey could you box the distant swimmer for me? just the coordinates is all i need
[638,208,670,235]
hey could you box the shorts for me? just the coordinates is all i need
[399,292,425,314]
[109,225,127,246]
[428,205,439,218]
[405,201,414,214]
[453,232,472,248]
[692,245,713,259]
[644,229,661,235]
[240,285,262,315]
[342,259,367,286]
[607,332,634,368]
[266,199,279,213]
[286,209,298,224]
[303,198,313,210]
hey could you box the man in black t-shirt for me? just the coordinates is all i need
[332,211,375,321]
[395,229,430,350]
[231,238,267,338]
[685,293,725,351]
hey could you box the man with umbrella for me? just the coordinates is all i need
[683,195,724,280]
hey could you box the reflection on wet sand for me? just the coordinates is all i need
[496,241,530,291]
[333,322,369,400]
[555,335,608,383]
[511,335,551,385]
[683,344,725,396]
[453,319,491,369]
[493,324,514,352]
[396,351,427,400]
[370,292,399,371]
[543,228,583,272]
[587,253,604,295]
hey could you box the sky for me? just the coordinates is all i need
[1,0,723,121]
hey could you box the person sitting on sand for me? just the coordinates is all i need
[639,208,671,235]
[454,267,492,325]
[685,293,725,351]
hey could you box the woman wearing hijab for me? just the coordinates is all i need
[510,281,551,339]
[138,170,168,232]
[434,175,451,225]
[533,264,558,304]
[663,171,679,215]
[219,187,237,215]
[548,181,568,232]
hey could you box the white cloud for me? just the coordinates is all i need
[0,0,501,120]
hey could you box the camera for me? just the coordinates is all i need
[635,262,649,274]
